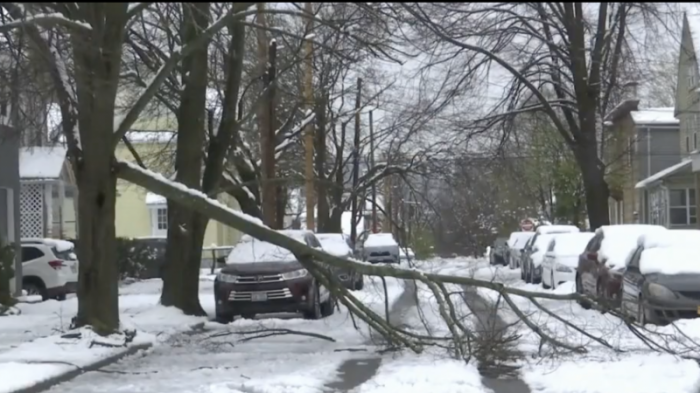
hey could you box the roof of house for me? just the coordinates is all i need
[630,107,678,125]
[19,146,67,179]
[685,11,700,66]
[635,158,692,189]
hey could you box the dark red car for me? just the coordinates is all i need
[576,225,666,310]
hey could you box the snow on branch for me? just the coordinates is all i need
[0,11,92,33]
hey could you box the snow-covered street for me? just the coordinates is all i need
[5,258,700,393]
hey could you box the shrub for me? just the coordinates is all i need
[71,237,164,280]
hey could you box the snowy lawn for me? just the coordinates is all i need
[473,263,700,393]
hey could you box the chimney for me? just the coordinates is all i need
[622,81,639,101]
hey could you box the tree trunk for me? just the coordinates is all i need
[575,143,609,229]
[160,2,210,316]
[315,95,329,231]
[74,163,119,334]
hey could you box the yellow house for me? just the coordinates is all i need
[114,114,241,248]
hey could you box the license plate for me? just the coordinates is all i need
[251,292,267,302]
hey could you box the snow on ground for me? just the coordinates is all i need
[471,263,700,393]
[32,274,407,393]
[354,352,485,393]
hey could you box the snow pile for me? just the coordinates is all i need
[354,353,484,393]
[598,225,667,268]
[316,233,352,257]
[639,247,700,275]
[550,232,595,256]
[364,233,398,248]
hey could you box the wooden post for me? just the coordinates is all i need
[350,78,362,244]
[303,2,315,231]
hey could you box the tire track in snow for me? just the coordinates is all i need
[323,279,417,392]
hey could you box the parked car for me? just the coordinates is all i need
[521,225,580,283]
[316,233,364,290]
[621,246,700,325]
[214,230,335,322]
[541,232,595,290]
[506,231,535,269]
[521,234,558,284]
[20,238,79,301]
[489,237,509,266]
[357,232,400,264]
[576,225,666,310]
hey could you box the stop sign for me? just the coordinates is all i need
[520,219,534,231]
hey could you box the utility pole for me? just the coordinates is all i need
[383,156,392,234]
[369,110,377,233]
[303,1,315,231]
[350,78,362,244]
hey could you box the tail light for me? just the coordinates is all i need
[48,260,65,270]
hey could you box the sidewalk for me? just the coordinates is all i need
[0,279,213,393]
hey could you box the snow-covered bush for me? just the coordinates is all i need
[115,238,163,280]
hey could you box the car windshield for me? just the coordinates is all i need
[227,233,305,264]
[53,247,77,261]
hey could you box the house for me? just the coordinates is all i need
[18,146,77,238]
[115,128,242,247]
[633,12,700,229]
[604,100,680,225]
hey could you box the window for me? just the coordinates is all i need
[21,247,44,262]
[669,188,697,225]
[149,206,168,236]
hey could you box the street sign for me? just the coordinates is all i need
[520,219,534,232]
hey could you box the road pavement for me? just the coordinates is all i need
[322,279,417,392]
[462,286,532,393]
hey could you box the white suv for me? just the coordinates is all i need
[21,238,79,301]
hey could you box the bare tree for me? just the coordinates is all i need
[383,3,679,229]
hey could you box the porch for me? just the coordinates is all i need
[19,147,77,239]
[635,159,695,229]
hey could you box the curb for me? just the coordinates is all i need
[7,342,153,393]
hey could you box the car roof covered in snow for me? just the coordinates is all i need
[548,232,595,256]
[22,238,75,252]
[639,247,700,275]
[365,233,398,247]
[507,231,535,249]
[316,233,352,257]
[597,225,667,268]
[636,229,700,250]
[535,225,580,235]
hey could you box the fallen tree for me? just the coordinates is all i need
[115,159,692,359]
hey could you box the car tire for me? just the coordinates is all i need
[637,295,649,325]
[303,285,323,320]
[215,312,234,324]
[354,276,365,290]
[542,271,550,289]
[576,275,591,310]
[551,271,556,290]
[22,279,48,301]
[524,263,532,284]
[520,264,526,281]
[320,296,335,318]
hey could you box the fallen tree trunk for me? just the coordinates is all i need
[115,159,619,355]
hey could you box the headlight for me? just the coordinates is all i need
[216,273,239,283]
[281,268,308,280]
[555,265,573,273]
[646,283,677,299]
